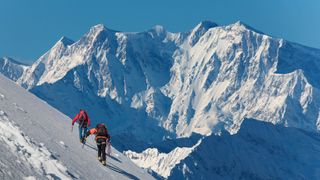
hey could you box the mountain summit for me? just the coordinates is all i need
[57,36,75,46]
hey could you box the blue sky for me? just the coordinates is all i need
[1,0,319,63]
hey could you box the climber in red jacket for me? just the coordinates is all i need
[72,109,91,143]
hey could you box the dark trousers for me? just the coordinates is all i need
[97,140,106,161]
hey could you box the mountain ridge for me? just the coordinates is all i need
[1,20,320,140]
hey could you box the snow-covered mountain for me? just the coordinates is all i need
[4,21,320,139]
[169,119,320,179]
[1,20,320,179]
[126,119,320,179]
[0,57,28,81]
[0,74,154,179]
[124,139,202,178]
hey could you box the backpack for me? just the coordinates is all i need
[78,110,88,127]
[96,124,108,137]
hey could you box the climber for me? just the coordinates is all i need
[71,109,91,143]
[85,123,110,166]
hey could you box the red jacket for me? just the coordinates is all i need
[72,110,91,127]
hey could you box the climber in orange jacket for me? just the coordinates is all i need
[85,123,110,166]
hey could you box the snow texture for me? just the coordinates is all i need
[0,74,154,180]
[0,110,70,179]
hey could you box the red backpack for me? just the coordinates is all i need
[78,110,90,128]
[79,111,85,121]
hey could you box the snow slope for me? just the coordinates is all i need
[0,110,71,179]
[0,74,154,180]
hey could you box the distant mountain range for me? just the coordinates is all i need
[1,20,320,179]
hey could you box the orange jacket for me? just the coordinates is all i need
[87,128,110,141]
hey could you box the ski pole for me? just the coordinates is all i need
[82,136,87,149]
[71,125,74,132]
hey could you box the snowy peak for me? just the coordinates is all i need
[146,25,172,41]
[43,36,73,59]
[17,37,75,88]
[228,20,265,34]
[124,139,202,178]
[188,20,218,45]
[43,36,74,60]
[0,57,28,81]
[74,23,120,53]
[90,23,108,32]
[84,23,115,41]
[17,24,119,89]
[56,36,74,46]
[195,20,218,30]
[152,25,165,32]
[149,25,166,36]
[87,24,108,37]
